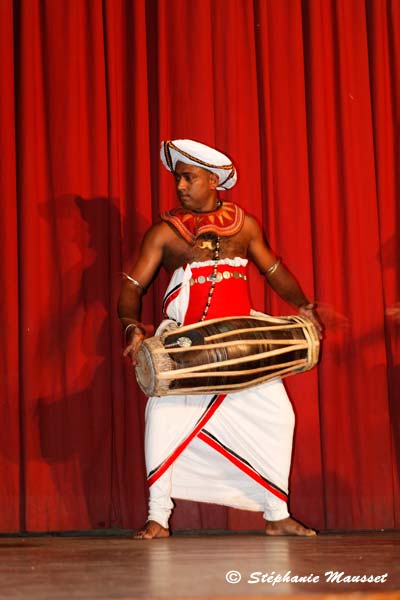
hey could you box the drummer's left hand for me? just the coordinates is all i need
[298,305,324,340]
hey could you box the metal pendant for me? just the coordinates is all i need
[198,239,216,250]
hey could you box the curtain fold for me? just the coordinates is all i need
[0,0,398,532]
[0,0,20,532]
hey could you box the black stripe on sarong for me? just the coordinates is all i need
[201,428,288,499]
[162,283,182,313]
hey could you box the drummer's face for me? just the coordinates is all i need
[174,161,219,212]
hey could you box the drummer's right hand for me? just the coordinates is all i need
[123,322,155,365]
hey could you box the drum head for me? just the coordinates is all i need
[135,343,157,396]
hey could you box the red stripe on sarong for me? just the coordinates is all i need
[197,431,288,502]
[147,394,227,487]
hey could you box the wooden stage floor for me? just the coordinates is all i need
[0,531,399,600]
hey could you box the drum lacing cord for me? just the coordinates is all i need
[199,236,220,322]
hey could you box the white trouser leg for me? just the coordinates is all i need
[144,394,212,529]
[263,490,290,521]
[147,470,174,529]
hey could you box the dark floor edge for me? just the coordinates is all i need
[0,527,399,538]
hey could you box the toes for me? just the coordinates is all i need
[305,529,317,537]
[133,532,146,539]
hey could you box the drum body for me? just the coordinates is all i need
[135,314,320,397]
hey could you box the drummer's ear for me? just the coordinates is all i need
[209,172,219,189]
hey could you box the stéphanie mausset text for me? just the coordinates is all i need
[247,571,388,586]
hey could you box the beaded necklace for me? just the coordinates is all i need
[199,236,220,322]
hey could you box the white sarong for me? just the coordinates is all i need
[145,259,295,528]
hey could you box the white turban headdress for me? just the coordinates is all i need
[160,139,237,190]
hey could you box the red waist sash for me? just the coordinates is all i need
[183,264,251,325]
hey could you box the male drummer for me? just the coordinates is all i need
[118,139,322,539]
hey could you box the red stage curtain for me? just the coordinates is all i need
[0,0,398,533]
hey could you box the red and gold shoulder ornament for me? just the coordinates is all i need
[160,201,245,245]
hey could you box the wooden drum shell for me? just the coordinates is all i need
[135,315,320,397]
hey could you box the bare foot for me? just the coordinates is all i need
[133,520,170,540]
[265,517,316,537]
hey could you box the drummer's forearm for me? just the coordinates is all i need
[118,283,143,328]
[265,264,311,309]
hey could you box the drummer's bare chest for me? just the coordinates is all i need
[162,233,249,272]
